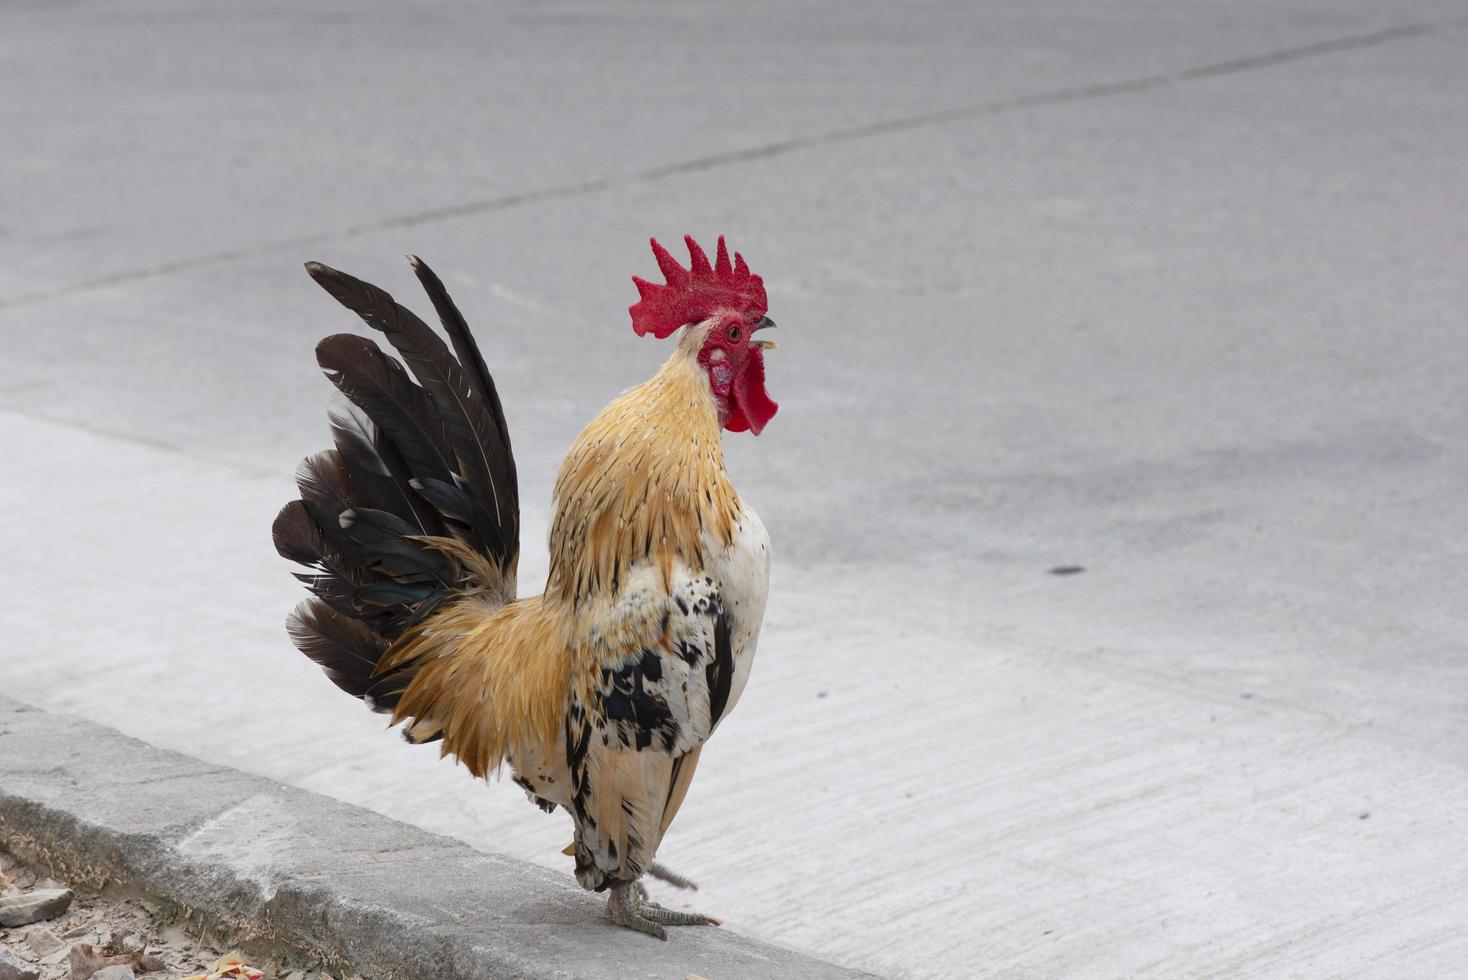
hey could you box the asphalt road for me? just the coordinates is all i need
[4,2,1467,977]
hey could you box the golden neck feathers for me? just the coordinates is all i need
[548,337,740,608]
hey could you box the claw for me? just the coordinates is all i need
[607,880,720,940]
[641,901,722,927]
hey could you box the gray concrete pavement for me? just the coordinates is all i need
[4,2,1468,977]
[0,695,872,980]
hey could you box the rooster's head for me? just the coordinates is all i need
[629,235,778,435]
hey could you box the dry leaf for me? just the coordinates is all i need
[182,952,266,980]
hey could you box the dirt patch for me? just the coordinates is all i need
[0,851,359,980]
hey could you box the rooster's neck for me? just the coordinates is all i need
[546,350,740,608]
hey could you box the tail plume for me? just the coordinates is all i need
[275,257,519,711]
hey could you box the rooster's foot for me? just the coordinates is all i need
[608,881,720,940]
[647,861,699,891]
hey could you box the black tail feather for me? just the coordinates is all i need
[306,260,518,573]
[272,499,325,567]
[279,472,447,639]
[293,450,362,555]
[337,506,457,590]
[329,403,446,538]
[278,258,520,717]
[316,335,459,493]
[410,256,514,451]
[286,599,393,705]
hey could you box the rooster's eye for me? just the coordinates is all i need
[727,325,742,343]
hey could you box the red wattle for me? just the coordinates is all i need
[727,347,778,435]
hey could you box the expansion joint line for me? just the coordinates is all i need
[0,20,1441,313]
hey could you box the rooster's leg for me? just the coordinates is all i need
[647,862,698,890]
[608,881,719,940]
[608,882,666,939]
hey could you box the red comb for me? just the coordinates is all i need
[629,235,768,339]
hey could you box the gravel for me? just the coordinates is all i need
[0,945,40,980]
[0,851,352,980]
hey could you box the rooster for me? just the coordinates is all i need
[271,236,777,938]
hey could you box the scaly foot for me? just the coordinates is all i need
[647,862,699,891]
[608,881,720,940]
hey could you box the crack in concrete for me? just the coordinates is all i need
[0,405,281,478]
[0,20,1440,314]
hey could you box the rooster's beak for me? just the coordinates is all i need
[753,316,777,350]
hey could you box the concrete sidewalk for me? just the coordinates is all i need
[4,2,1468,977]
[0,695,869,979]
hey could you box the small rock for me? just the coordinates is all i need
[24,929,63,958]
[61,925,91,939]
[0,945,41,980]
[134,953,165,974]
[91,968,137,980]
[69,943,107,980]
[0,890,74,927]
